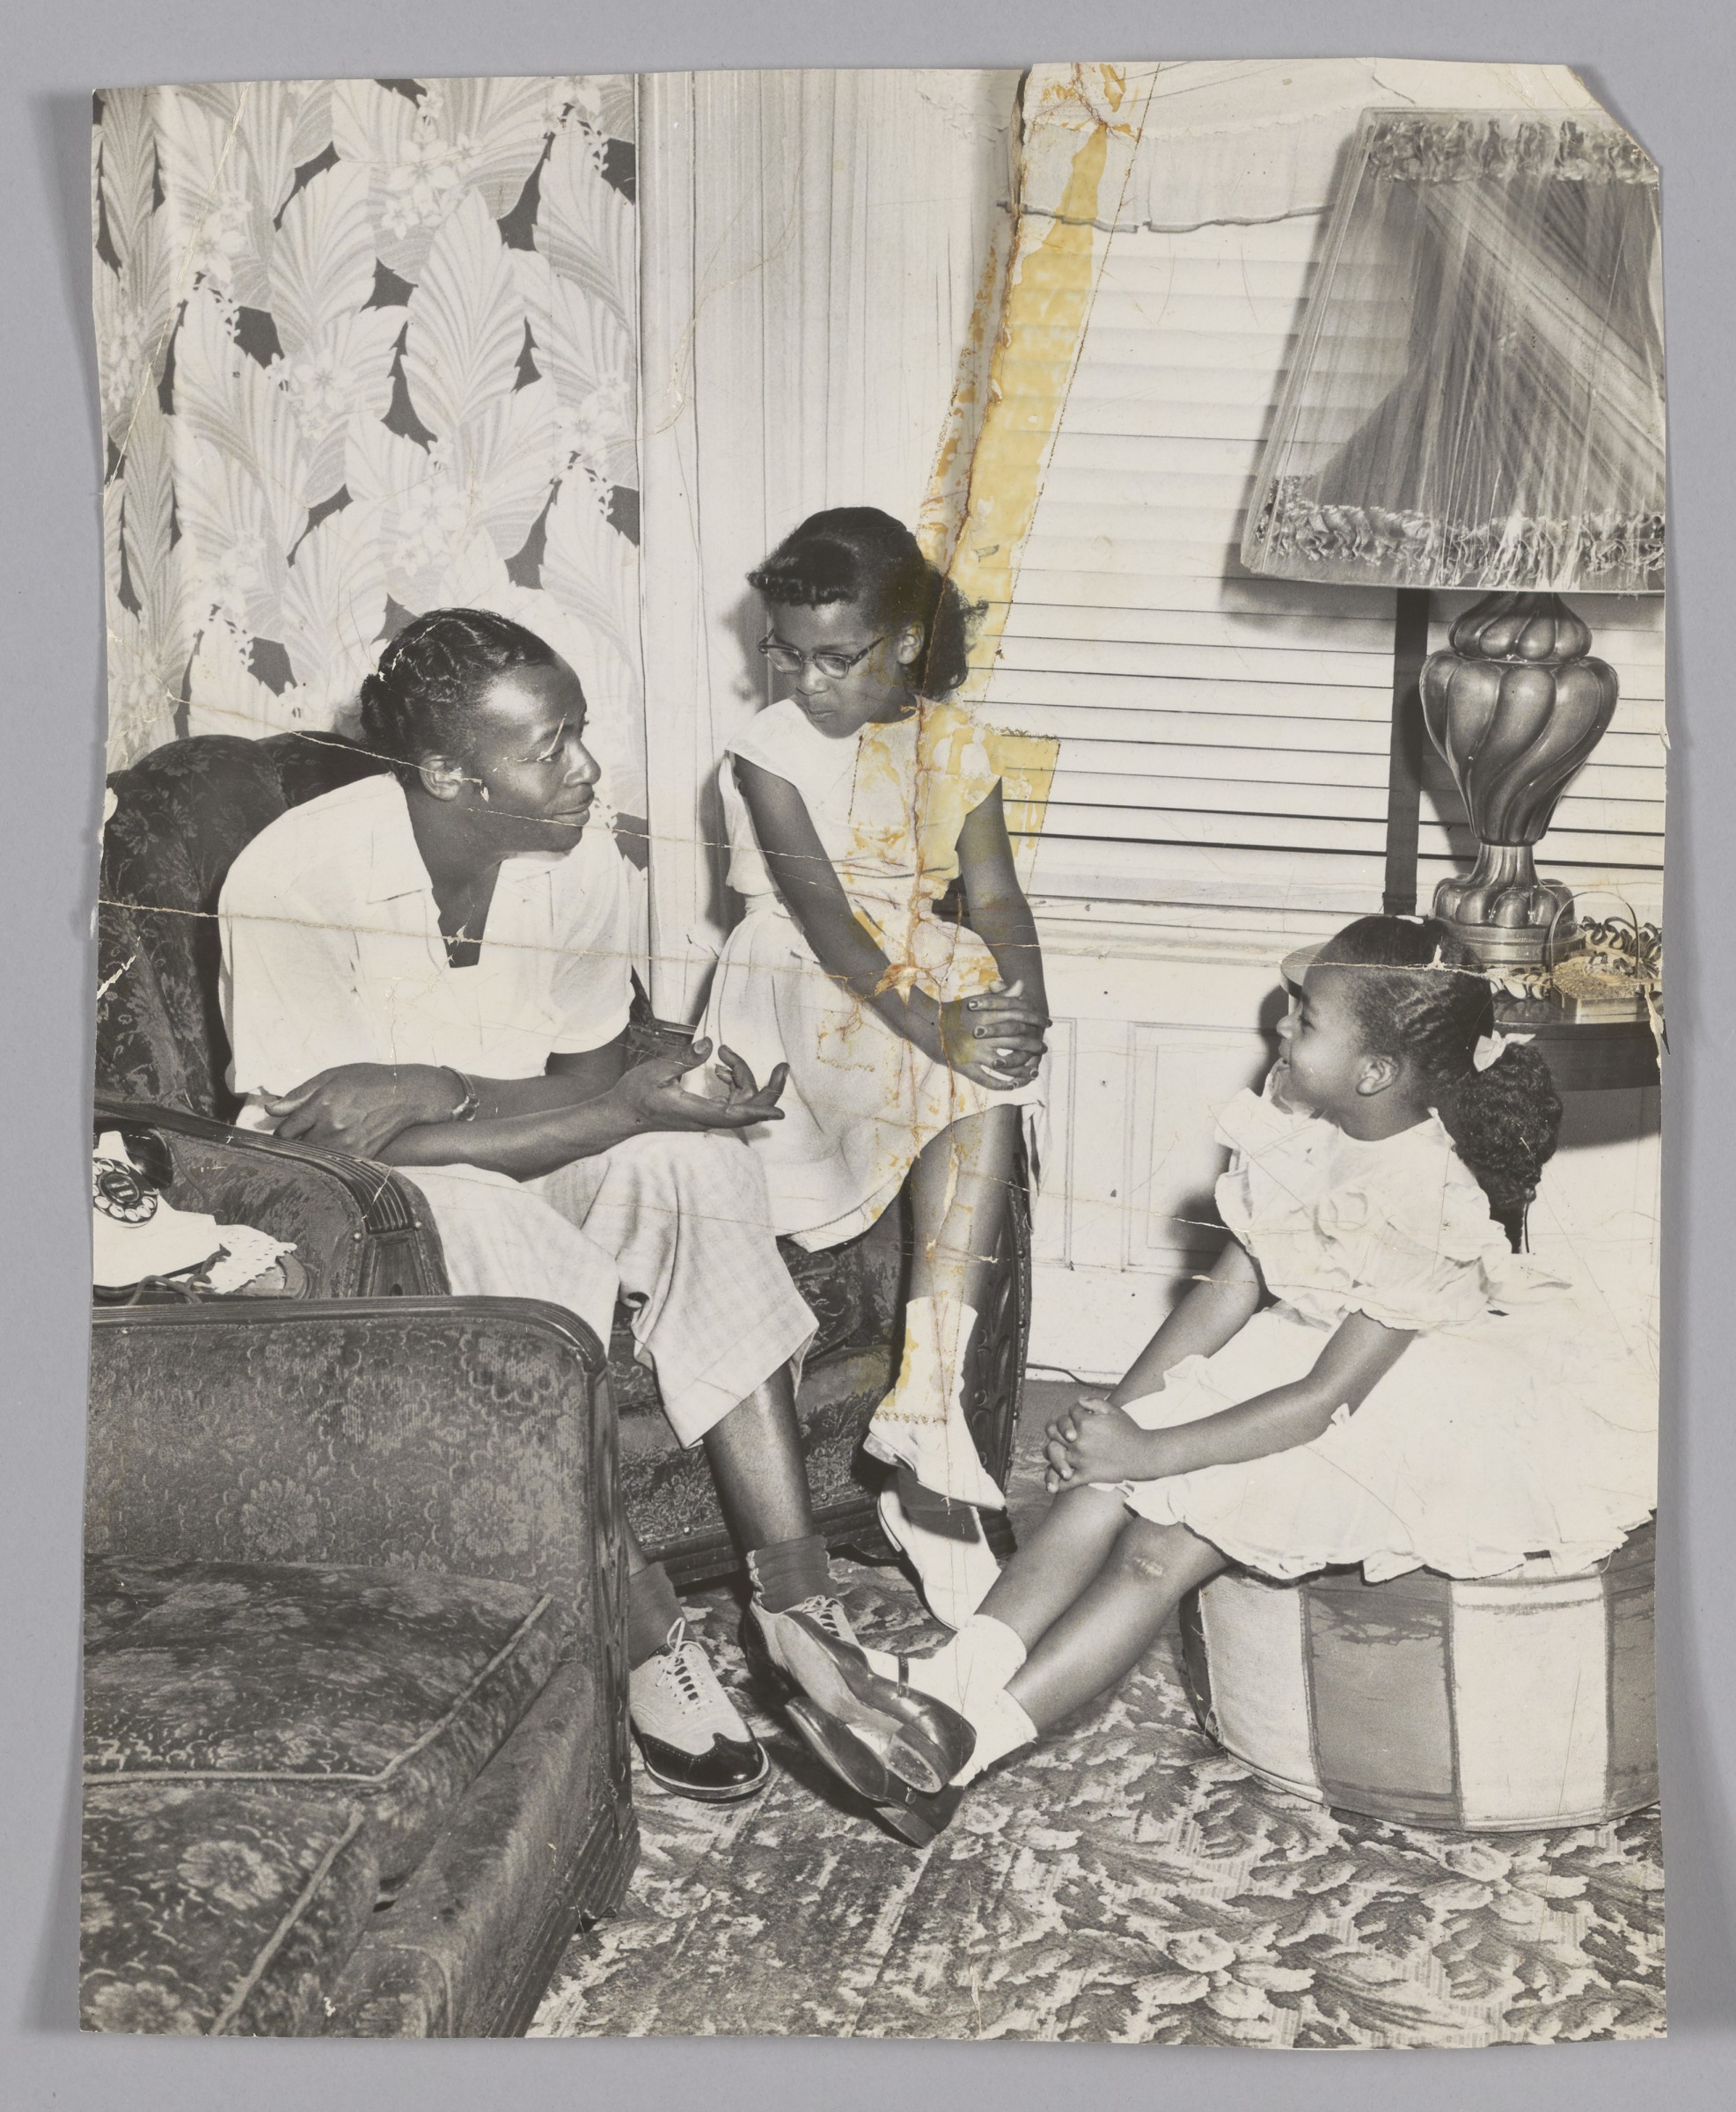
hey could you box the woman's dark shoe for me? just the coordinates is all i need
[747,1602,976,1794]
[630,1619,770,1803]
[787,1700,964,1846]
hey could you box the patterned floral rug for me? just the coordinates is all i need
[531,1385,1665,2048]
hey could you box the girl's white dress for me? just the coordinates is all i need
[701,696,1044,1250]
[1117,1087,1658,1581]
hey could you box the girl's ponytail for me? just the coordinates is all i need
[1432,1042,1564,1243]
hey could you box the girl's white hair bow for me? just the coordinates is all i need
[1472,1029,1535,1073]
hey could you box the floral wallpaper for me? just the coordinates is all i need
[92,76,645,816]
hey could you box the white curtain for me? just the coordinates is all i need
[637,68,1019,1018]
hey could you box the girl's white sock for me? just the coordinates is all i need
[905,1612,1027,1717]
[952,1686,1038,1787]
[865,1295,1003,1510]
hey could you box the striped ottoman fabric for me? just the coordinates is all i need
[1178,1522,1657,1830]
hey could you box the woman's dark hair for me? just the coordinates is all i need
[748,507,977,698]
[1314,914,1563,1239]
[358,608,564,779]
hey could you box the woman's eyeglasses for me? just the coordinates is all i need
[758,633,888,680]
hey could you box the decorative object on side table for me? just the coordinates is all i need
[1490,898,1662,1092]
[1242,108,1666,965]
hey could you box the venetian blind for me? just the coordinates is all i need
[978,210,1667,940]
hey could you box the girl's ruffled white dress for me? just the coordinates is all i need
[701,697,1044,1251]
[1117,1087,1658,1580]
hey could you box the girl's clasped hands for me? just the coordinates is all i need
[1044,1394,1158,1492]
[948,977,1048,1090]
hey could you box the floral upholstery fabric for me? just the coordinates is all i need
[322,1661,636,2037]
[85,1556,562,1884]
[86,1303,610,1646]
[81,1779,380,2035]
[83,1296,634,2038]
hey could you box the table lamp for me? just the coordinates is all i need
[1242,108,1666,965]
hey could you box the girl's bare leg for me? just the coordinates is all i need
[974,1481,1131,1646]
[905,1104,1019,1315]
[1006,1519,1227,1731]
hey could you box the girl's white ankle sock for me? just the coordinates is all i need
[865,1295,1003,1510]
[953,1686,1038,1787]
[906,1612,1027,1717]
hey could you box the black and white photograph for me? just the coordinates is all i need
[78,56,1666,2048]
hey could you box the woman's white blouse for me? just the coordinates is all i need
[218,773,634,1124]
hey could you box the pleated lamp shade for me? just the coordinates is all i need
[1237,107,1665,965]
[1242,109,1666,595]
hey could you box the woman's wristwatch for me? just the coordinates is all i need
[443,1067,481,1122]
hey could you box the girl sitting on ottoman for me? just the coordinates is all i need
[780,914,1659,1842]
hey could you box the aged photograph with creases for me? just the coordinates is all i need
[84,61,1666,2044]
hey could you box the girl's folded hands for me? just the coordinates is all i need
[1044,1394,1161,1491]
[938,979,1048,1089]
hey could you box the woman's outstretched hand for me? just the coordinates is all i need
[261,1062,460,1157]
[1044,1393,1157,1492]
[612,1038,789,1133]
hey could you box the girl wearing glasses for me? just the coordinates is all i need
[698,507,1050,1627]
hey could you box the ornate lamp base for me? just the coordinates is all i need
[1421,592,1619,971]
[1432,845,1576,968]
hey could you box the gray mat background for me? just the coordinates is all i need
[4,3,1729,2104]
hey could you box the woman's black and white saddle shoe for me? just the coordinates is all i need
[630,1619,770,1802]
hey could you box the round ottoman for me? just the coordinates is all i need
[1177,1522,1657,1830]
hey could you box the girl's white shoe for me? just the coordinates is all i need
[876,1485,1001,1632]
[864,1295,1005,1510]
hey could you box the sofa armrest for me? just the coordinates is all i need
[86,1298,616,1639]
[94,1095,448,1297]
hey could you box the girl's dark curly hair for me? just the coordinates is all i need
[359,608,564,780]
[748,507,978,698]
[1314,915,1563,1243]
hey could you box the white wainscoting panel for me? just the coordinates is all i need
[1028,938,1278,1382]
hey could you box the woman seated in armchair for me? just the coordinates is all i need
[217,606,964,1808]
